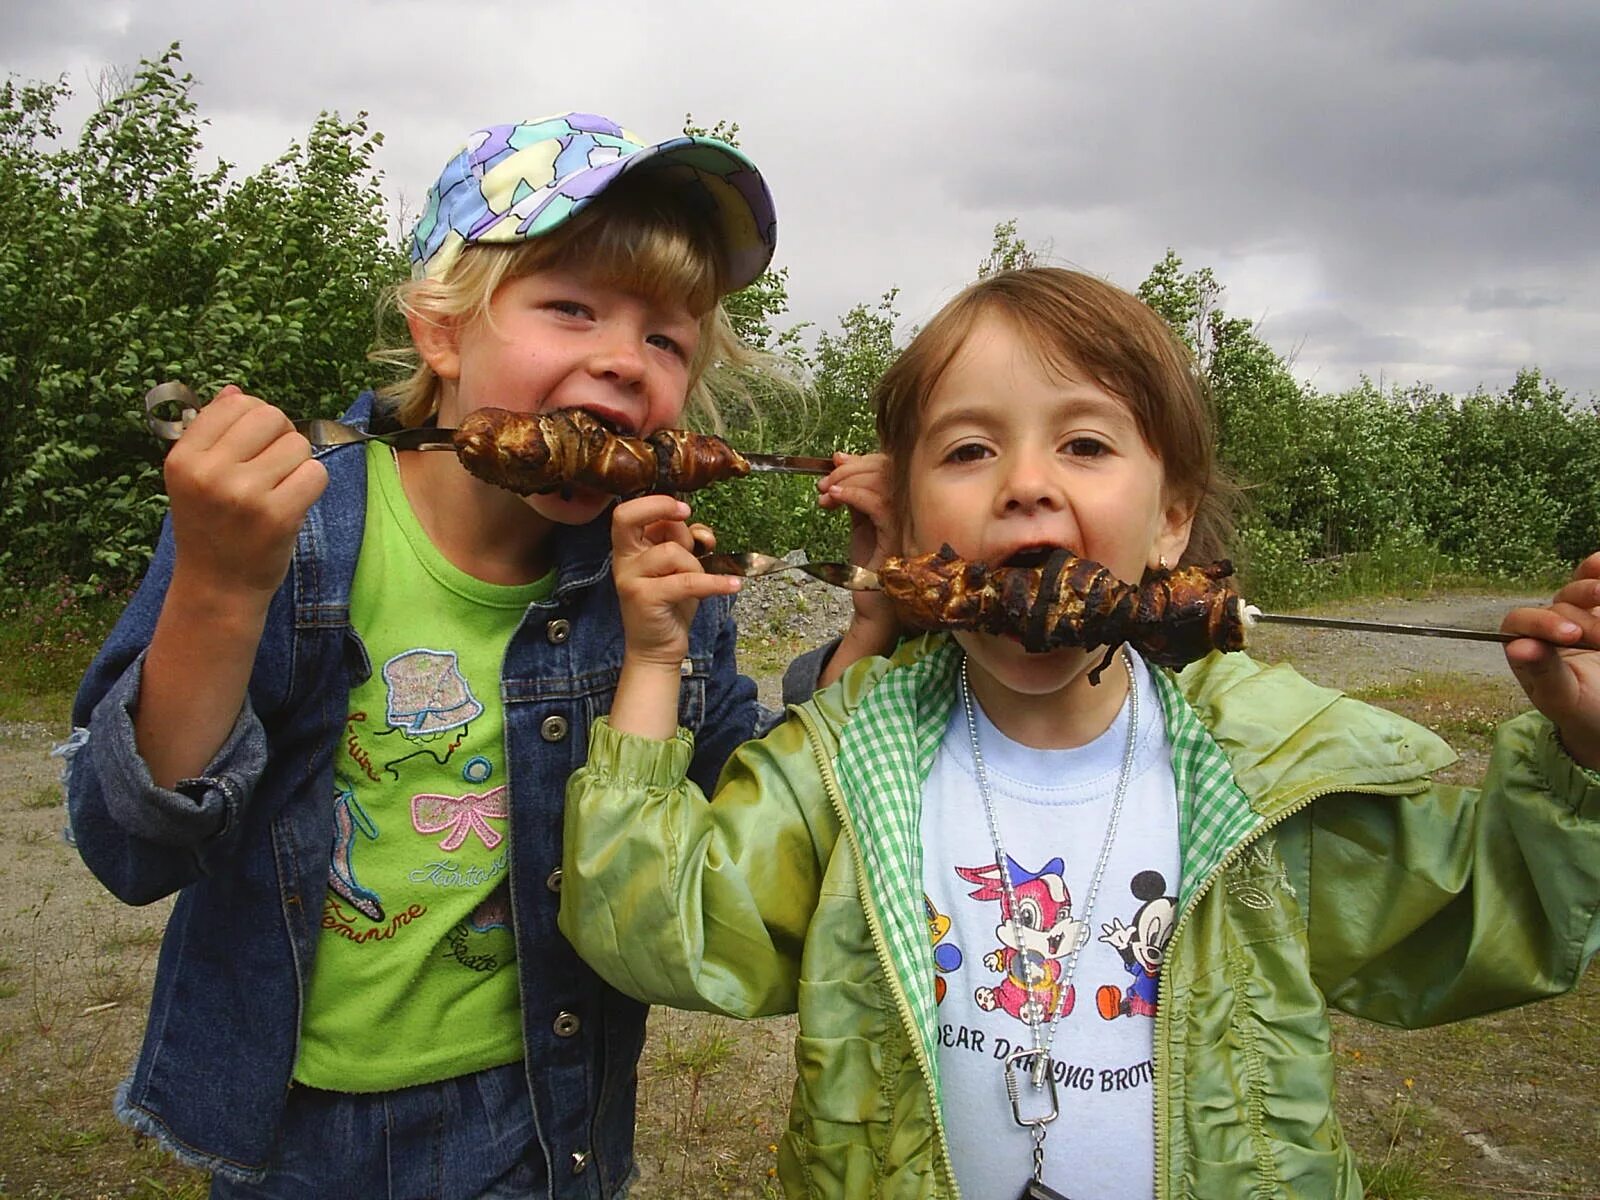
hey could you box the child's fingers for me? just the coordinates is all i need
[641,519,699,552]
[166,413,315,524]
[213,401,300,465]
[687,522,716,554]
[818,452,887,493]
[619,540,731,585]
[1500,601,1594,667]
[167,389,274,459]
[617,541,740,598]
[822,480,891,522]
[1551,572,1600,616]
[1572,550,1600,584]
[275,457,330,521]
[612,496,691,554]
[636,571,742,605]
[248,425,318,486]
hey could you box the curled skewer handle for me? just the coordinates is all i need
[145,381,202,442]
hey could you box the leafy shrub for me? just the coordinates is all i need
[0,46,404,598]
[1,64,1589,613]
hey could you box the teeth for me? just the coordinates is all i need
[573,409,630,436]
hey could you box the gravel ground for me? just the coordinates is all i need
[0,581,1581,1199]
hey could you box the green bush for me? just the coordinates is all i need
[0,62,1589,612]
[0,46,404,597]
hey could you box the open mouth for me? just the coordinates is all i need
[999,544,1074,569]
[570,407,638,438]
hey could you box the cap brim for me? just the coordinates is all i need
[608,136,778,292]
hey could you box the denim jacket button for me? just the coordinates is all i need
[540,714,569,742]
[546,867,563,893]
[570,1150,591,1174]
[546,618,571,644]
[553,1011,581,1037]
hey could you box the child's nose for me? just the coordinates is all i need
[588,330,647,385]
[999,449,1065,513]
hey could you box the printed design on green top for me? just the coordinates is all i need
[956,855,1082,1025]
[361,649,483,778]
[328,781,384,922]
[411,786,509,851]
[443,881,516,973]
[382,648,483,734]
[469,884,510,931]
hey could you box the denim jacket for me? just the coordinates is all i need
[63,393,783,1194]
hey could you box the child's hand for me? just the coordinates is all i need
[137,386,325,786]
[1502,551,1600,770]
[819,452,894,571]
[818,452,902,684]
[609,496,741,740]
[611,495,741,672]
[163,386,327,605]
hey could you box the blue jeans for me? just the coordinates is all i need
[208,1061,543,1200]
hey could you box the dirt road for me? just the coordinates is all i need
[2,586,1594,1199]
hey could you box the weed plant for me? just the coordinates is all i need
[0,581,126,726]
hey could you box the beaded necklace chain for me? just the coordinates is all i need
[958,649,1139,1196]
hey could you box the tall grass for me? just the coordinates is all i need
[0,581,127,726]
[1238,525,1569,612]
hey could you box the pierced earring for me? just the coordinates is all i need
[1158,555,1169,571]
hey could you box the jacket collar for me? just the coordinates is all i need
[825,635,1258,1084]
[827,636,1458,1078]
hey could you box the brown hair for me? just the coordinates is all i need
[874,267,1237,567]
[372,168,772,430]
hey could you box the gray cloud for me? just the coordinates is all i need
[3,0,1596,398]
[1465,287,1563,313]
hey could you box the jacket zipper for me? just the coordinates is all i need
[794,705,962,1199]
[1152,776,1431,1199]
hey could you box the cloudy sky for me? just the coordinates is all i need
[6,0,1598,399]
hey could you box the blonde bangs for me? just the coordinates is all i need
[548,198,724,320]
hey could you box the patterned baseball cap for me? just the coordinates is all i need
[408,112,778,291]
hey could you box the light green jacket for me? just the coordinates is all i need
[560,636,1600,1198]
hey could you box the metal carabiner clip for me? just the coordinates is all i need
[1003,1047,1059,1129]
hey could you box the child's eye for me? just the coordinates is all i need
[946,442,991,464]
[548,300,592,318]
[646,333,685,358]
[1062,437,1109,458]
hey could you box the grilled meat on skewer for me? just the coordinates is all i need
[878,545,1246,669]
[452,408,751,496]
[1130,559,1246,667]
[645,426,752,492]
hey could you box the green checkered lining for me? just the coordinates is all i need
[832,637,1261,1099]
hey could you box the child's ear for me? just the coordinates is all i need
[407,309,463,381]
[1152,492,1197,571]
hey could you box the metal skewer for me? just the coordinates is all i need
[701,555,1536,645]
[1242,609,1514,644]
[146,382,835,472]
[697,552,883,591]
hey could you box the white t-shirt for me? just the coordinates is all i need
[921,654,1180,1200]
